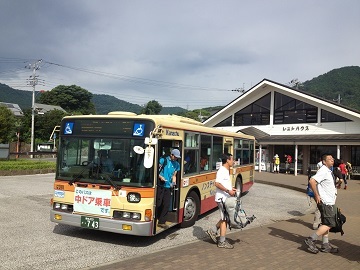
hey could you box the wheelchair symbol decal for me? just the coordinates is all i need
[64,122,74,134]
[133,123,145,136]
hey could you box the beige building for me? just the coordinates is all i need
[203,79,360,176]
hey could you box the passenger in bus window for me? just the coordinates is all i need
[200,154,208,170]
[94,150,114,173]
[156,149,181,229]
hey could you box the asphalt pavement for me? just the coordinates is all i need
[91,172,360,270]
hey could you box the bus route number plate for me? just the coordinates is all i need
[81,216,100,230]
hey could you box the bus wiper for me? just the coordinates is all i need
[69,161,93,186]
[104,175,121,190]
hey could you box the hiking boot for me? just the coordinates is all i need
[217,240,234,249]
[304,237,319,254]
[206,229,218,244]
[320,243,339,253]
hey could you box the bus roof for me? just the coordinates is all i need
[62,112,255,140]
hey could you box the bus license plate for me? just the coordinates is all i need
[80,216,99,230]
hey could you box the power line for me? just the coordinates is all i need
[43,60,241,92]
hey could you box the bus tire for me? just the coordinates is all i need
[180,191,200,228]
[235,176,243,197]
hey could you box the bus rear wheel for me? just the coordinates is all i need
[235,176,243,197]
[181,191,200,228]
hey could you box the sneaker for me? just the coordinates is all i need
[206,229,218,244]
[304,237,319,254]
[320,243,339,253]
[217,240,234,249]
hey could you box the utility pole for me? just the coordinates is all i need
[333,94,342,104]
[26,59,42,158]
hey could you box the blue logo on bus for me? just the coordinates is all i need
[133,123,145,137]
[64,122,74,134]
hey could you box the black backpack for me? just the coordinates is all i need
[329,206,346,236]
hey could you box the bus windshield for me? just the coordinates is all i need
[57,137,154,187]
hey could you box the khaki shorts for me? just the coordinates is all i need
[317,203,337,228]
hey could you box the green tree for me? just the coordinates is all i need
[178,109,211,122]
[141,100,162,115]
[35,109,68,142]
[0,106,16,143]
[38,85,96,114]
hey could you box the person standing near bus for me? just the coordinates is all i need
[206,153,236,249]
[156,149,181,229]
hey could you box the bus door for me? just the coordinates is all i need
[156,139,182,223]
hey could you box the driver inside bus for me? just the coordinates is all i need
[94,150,114,173]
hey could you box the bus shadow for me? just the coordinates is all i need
[52,223,180,247]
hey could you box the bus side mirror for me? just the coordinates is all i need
[143,146,154,168]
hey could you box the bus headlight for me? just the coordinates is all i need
[122,212,131,219]
[132,213,141,220]
[54,203,61,209]
[127,192,141,203]
[113,211,141,220]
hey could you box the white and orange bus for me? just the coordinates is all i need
[50,112,255,236]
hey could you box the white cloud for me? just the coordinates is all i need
[0,0,359,110]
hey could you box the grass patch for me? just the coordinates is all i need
[0,159,56,171]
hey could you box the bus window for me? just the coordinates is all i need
[200,135,211,171]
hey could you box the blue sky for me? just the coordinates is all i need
[0,0,359,110]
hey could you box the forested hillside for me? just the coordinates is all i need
[1,66,360,113]
[300,66,360,111]
[0,83,33,109]
[0,85,188,115]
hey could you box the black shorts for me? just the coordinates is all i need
[317,203,337,228]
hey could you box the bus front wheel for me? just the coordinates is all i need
[181,191,200,228]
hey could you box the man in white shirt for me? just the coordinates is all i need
[305,154,339,254]
[317,158,323,170]
[206,153,236,249]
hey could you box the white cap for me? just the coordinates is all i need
[171,149,181,158]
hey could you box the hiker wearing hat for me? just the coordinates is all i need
[156,149,181,229]
[273,154,280,173]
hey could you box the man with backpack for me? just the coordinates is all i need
[304,154,339,254]
[206,153,237,249]
[156,149,181,229]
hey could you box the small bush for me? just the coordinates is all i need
[0,159,56,171]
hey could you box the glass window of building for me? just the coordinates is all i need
[321,109,352,123]
[215,115,232,127]
[274,92,317,124]
[234,93,271,126]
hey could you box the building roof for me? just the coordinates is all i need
[203,79,360,146]
[34,103,66,114]
[0,102,23,116]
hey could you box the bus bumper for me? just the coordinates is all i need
[50,210,154,236]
